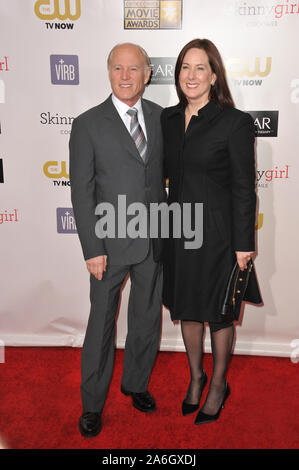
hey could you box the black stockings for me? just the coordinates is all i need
[181,321,234,413]
[181,321,205,405]
[201,324,234,414]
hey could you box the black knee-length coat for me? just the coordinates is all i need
[161,100,256,323]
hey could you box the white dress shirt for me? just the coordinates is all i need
[111,94,147,140]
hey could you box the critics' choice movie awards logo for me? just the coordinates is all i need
[225,57,272,86]
[150,58,175,84]
[43,160,69,187]
[50,55,79,85]
[124,0,182,29]
[57,208,77,233]
[247,111,279,137]
[34,0,81,29]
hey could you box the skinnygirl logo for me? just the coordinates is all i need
[236,0,299,19]
[257,164,290,188]
[0,209,19,224]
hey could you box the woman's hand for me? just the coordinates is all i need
[235,251,255,271]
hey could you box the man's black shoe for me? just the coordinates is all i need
[78,412,102,437]
[121,385,156,413]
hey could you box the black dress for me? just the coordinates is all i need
[161,100,256,324]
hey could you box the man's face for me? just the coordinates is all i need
[108,45,151,107]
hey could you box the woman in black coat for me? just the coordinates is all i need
[161,39,257,425]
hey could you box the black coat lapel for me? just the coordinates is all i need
[141,98,154,165]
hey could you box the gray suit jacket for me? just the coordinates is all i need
[69,94,166,265]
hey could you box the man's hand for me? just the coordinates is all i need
[86,255,107,280]
[235,251,255,271]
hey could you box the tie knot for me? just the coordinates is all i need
[127,107,138,118]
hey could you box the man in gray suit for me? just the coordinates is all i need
[69,43,165,437]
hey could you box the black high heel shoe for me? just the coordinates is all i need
[194,381,230,425]
[182,370,208,416]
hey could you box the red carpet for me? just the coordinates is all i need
[0,347,298,449]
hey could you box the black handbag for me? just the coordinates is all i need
[221,258,262,321]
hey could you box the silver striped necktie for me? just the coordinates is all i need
[127,107,147,161]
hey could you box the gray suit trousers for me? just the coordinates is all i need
[80,242,162,413]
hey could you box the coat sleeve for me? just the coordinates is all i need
[69,117,106,261]
[228,112,256,252]
[160,109,169,179]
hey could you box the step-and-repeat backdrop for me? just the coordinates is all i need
[1,0,298,359]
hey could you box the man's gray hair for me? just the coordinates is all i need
[107,43,151,71]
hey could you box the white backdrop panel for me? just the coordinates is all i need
[0,0,298,358]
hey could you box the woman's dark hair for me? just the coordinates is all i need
[175,38,235,108]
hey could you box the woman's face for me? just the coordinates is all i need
[179,48,216,105]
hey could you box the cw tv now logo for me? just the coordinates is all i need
[43,160,70,187]
[226,57,272,86]
[35,0,81,29]
[50,55,79,85]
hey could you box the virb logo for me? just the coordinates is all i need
[57,208,77,233]
[50,55,79,85]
